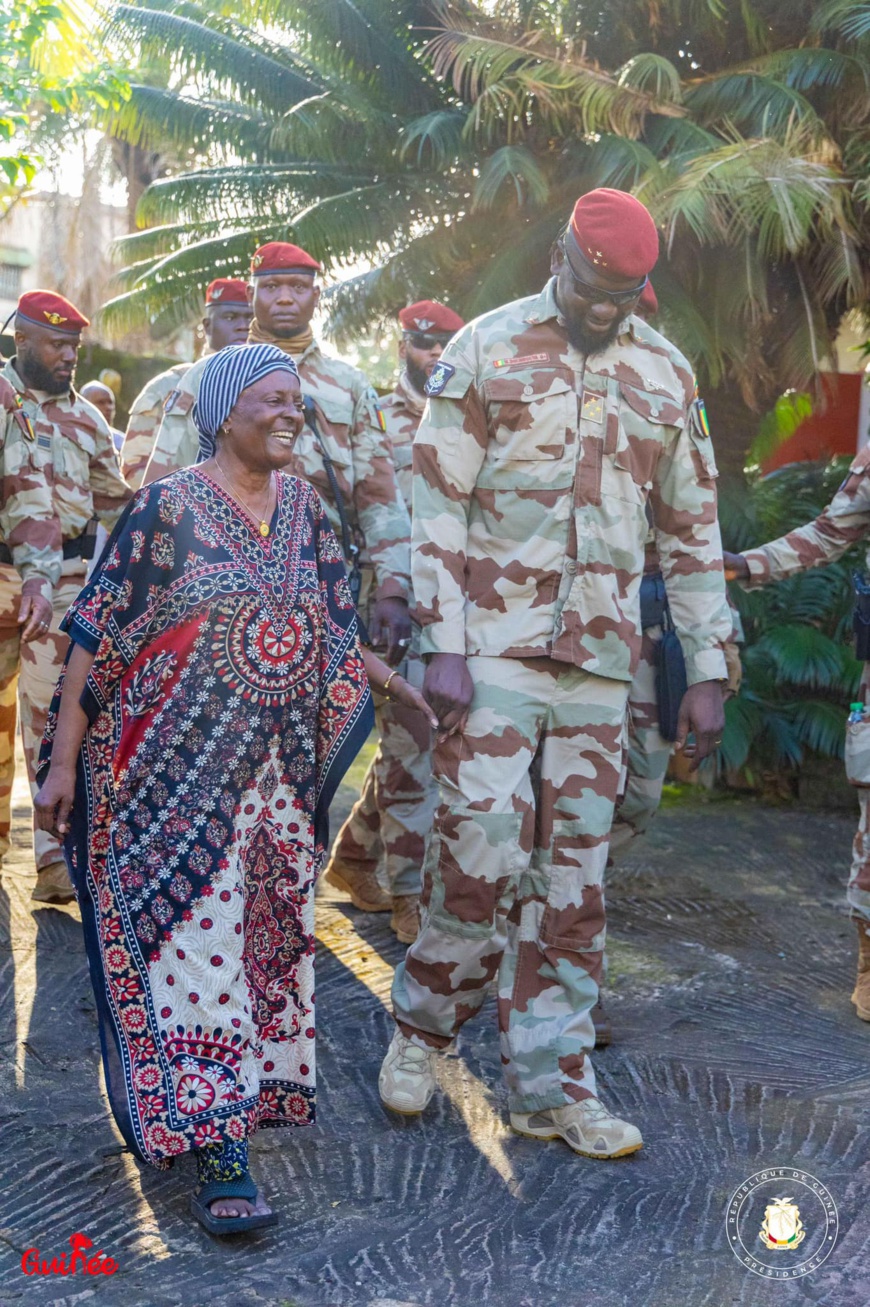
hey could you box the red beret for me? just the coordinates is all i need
[398,300,464,335]
[638,282,659,317]
[250,243,321,276]
[16,290,89,335]
[205,278,250,306]
[568,188,659,281]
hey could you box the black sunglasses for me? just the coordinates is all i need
[404,331,453,349]
[558,241,648,306]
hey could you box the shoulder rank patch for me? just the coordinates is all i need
[425,361,455,397]
[692,396,711,438]
[163,389,181,415]
[492,353,550,370]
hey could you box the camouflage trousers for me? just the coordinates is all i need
[847,790,870,922]
[391,655,629,1112]
[0,566,84,873]
[609,627,671,863]
[329,630,435,896]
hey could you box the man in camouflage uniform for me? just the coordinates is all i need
[725,457,870,1022]
[325,300,465,942]
[378,189,732,1159]
[0,290,132,902]
[120,278,252,489]
[0,375,63,877]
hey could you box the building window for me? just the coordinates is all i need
[0,264,22,300]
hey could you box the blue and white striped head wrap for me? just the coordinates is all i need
[192,342,300,461]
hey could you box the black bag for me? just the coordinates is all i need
[655,602,688,742]
[639,571,666,630]
[854,572,870,662]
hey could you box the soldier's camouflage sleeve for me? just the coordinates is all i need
[142,362,202,485]
[83,401,133,529]
[0,386,61,602]
[649,391,731,685]
[349,379,412,602]
[412,337,485,655]
[742,446,870,584]
[121,369,184,490]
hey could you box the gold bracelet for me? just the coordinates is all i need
[382,669,398,695]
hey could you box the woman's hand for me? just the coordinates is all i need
[34,766,77,838]
[385,674,439,729]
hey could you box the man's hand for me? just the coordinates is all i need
[423,653,473,738]
[369,596,412,666]
[674,679,725,766]
[723,550,750,582]
[18,593,52,644]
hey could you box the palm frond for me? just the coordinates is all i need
[472,145,549,210]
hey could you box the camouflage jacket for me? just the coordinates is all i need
[413,278,731,684]
[742,445,870,582]
[1,359,132,576]
[121,362,191,490]
[380,371,425,516]
[0,375,62,602]
[142,341,412,602]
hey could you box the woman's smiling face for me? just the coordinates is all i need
[220,370,306,471]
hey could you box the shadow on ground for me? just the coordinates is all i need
[1,751,868,1307]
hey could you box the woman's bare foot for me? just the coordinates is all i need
[208,1195,272,1220]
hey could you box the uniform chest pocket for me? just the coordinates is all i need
[391,440,413,472]
[479,373,575,489]
[312,390,355,434]
[56,424,96,477]
[609,382,680,496]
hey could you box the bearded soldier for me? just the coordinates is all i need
[120,278,252,489]
[325,300,464,941]
[0,291,131,901]
[378,189,732,1159]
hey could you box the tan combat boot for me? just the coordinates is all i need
[324,856,391,912]
[851,919,870,1021]
[511,1098,643,1159]
[390,894,420,944]
[31,861,76,905]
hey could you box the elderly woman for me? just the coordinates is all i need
[35,344,434,1234]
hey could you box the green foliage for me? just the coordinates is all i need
[97,0,870,467]
[717,457,864,781]
[0,0,129,211]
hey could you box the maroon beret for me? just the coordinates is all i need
[250,243,321,276]
[569,189,659,281]
[16,290,89,335]
[398,300,464,335]
[205,278,250,306]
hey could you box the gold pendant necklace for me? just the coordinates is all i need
[213,457,273,537]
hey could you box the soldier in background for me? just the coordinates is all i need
[724,465,870,1023]
[1,291,132,902]
[325,300,465,942]
[80,380,124,452]
[143,241,412,660]
[378,189,732,1159]
[0,375,63,880]
[120,278,251,488]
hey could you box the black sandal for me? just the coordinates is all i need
[190,1175,279,1236]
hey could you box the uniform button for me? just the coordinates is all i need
[565,561,577,575]
[523,384,533,396]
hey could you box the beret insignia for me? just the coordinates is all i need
[43,311,67,325]
[424,361,455,397]
[252,254,264,269]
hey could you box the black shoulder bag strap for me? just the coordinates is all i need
[301,395,363,611]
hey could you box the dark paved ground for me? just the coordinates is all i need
[1,746,868,1307]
